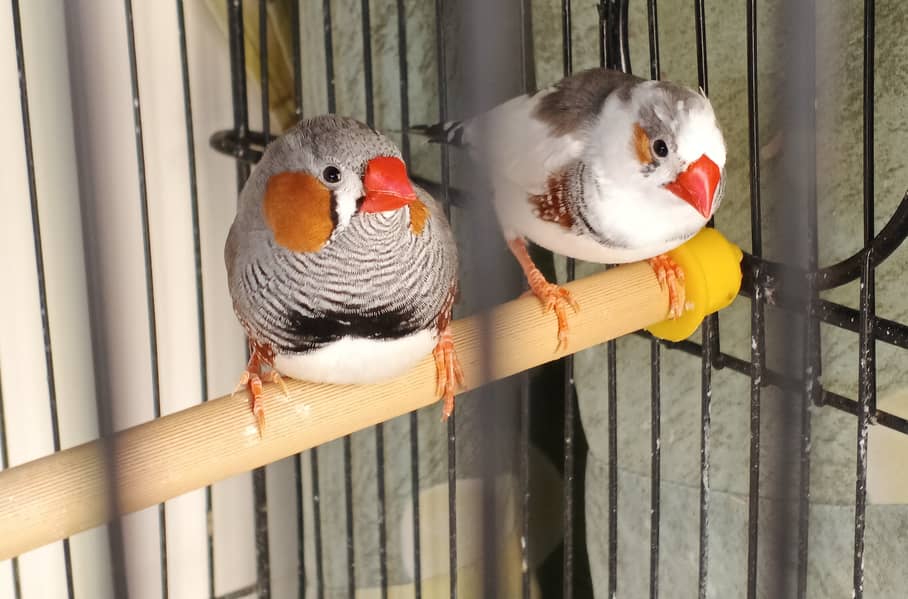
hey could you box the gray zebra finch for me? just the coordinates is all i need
[413,68,726,350]
[226,115,461,432]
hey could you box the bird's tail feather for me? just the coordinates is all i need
[407,120,468,147]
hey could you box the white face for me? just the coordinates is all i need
[577,81,727,253]
[673,99,726,170]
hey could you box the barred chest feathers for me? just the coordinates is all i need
[242,194,456,385]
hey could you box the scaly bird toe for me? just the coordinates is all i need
[433,327,464,421]
[244,371,266,435]
[235,340,279,436]
[507,237,580,351]
[648,254,686,319]
[531,280,579,351]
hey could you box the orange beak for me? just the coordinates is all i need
[361,156,418,213]
[664,154,721,219]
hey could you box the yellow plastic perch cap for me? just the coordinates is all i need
[645,227,744,342]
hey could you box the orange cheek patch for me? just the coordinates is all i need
[262,172,334,253]
[408,199,430,235]
[633,123,654,165]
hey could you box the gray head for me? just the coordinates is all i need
[236,115,420,254]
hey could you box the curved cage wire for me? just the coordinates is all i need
[1,1,907,598]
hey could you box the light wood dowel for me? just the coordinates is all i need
[0,261,668,560]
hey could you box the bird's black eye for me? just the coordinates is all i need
[653,139,669,158]
[323,166,342,183]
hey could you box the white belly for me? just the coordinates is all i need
[273,328,437,385]
[492,182,700,264]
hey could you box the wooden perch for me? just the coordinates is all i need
[0,261,670,560]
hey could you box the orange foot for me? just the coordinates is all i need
[648,254,686,319]
[232,341,286,435]
[433,326,465,420]
[508,238,580,352]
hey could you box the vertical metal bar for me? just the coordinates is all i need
[375,423,388,599]
[861,0,876,253]
[292,0,303,123]
[322,1,353,593]
[772,2,817,596]
[123,1,168,595]
[255,3,272,597]
[360,0,375,128]
[646,0,660,80]
[854,254,873,599]
[290,0,306,587]
[600,0,631,74]
[433,0,451,214]
[693,0,709,95]
[644,5,661,598]
[519,373,531,599]
[260,0,270,144]
[396,0,411,163]
[252,470,270,598]
[290,1,307,591]
[395,7,420,596]
[853,2,876,596]
[310,450,325,599]
[10,0,74,595]
[601,6,634,597]
[518,2,534,597]
[744,0,763,597]
[227,0,250,185]
[323,0,336,114]
[174,2,215,596]
[560,2,574,596]
[691,2,711,597]
[607,342,618,599]
[432,3,456,597]
[343,438,355,599]
[0,378,21,598]
[697,330,714,599]
[394,5,421,595]
[797,2,817,594]
[358,2,387,595]
[307,2,335,597]
[407,410,422,599]
[648,343,661,599]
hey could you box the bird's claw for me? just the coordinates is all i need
[234,370,267,434]
[234,342,283,436]
[531,279,579,352]
[433,328,464,420]
[648,254,686,319]
[507,238,580,352]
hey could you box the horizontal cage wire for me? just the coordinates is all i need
[1,1,908,598]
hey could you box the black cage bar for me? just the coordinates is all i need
[6,0,907,598]
[205,1,908,598]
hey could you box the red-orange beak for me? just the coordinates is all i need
[361,156,418,213]
[664,154,721,219]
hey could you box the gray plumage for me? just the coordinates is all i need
[225,115,458,355]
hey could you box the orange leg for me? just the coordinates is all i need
[433,325,465,420]
[507,238,579,351]
[232,340,282,435]
[648,254,686,319]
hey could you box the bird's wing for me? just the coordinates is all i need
[463,68,643,196]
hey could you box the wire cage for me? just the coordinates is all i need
[1,0,907,598]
